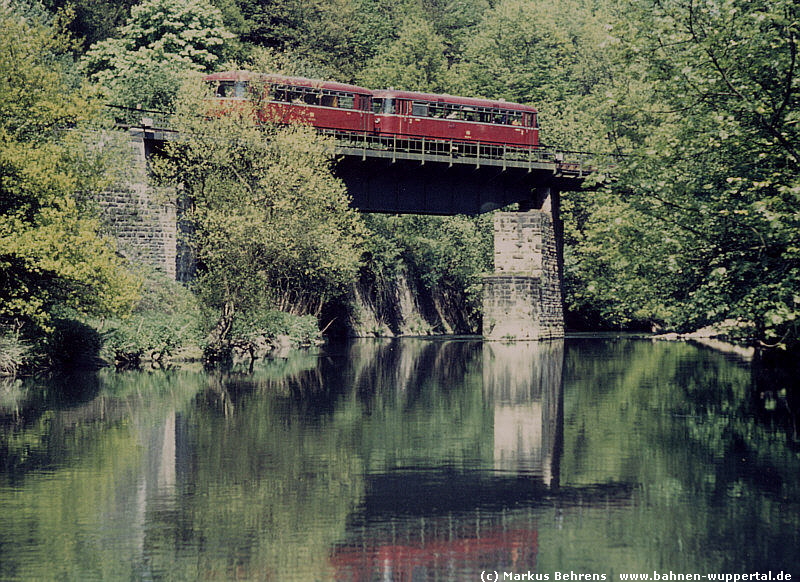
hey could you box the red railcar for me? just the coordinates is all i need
[204,71,373,133]
[371,89,539,147]
[204,71,539,148]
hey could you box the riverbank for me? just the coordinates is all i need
[650,320,757,360]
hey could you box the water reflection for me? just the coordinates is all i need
[333,340,630,581]
[1,339,799,581]
[484,341,563,486]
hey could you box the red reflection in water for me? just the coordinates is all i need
[331,525,538,581]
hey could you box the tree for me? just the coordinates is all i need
[456,0,580,105]
[564,0,800,346]
[419,0,492,61]
[156,80,365,348]
[41,0,139,50]
[0,3,139,333]
[82,0,234,110]
[362,213,493,333]
[614,0,800,345]
[228,0,428,81]
[357,16,451,92]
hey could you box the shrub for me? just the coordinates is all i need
[101,269,203,368]
[103,313,191,367]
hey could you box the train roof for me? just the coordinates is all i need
[204,71,372,95]
[372,88,537,112]
[205,71,538,112]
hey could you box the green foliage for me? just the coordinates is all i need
[157,80,365,349]
[38,318,103,370]
[82,0,234,109]
[363,214,492,331]
[0,329,30,377]
[227,0,428,80]
[357,16,451,92]
[229,310,319,347]
[422,0,492,59]
[101,270,203,367]
[585,0,800,346]
[456,0,581,105]
[41,0,138,50]
[562,191,687,330]
[0,2,140,334]
[102,312,193,366]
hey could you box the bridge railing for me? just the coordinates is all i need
[320,129,606,177]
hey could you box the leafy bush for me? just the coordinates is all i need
[101,269,203,367]
[103,313,194,366]
[205,310,320,366]
[230,310,319,346]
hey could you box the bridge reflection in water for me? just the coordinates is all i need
[485,341,564,487]
[330,340,629,581]
[2,339,633,580]
[6,339,793,580]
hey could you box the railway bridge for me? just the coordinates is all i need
[112,109,606,340]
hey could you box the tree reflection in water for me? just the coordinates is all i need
[1,338,799,581]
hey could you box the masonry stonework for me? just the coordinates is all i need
[98,133,177,279]
[482,209,564,340]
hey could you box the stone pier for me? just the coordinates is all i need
[98,130,179,280]
[482,191,564,340]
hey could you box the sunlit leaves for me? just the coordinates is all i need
[556,0,800,344]
[82,0,233,109]
[0,3,139,331]
[357,17,450,92]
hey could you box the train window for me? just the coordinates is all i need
[320,91,355,109]
[320,93,338,107]
[272,85,297,103]
[444,105,461,119]
[271,85,358,109]
[412,102,429,117]
[339,94,355,109]
[429,103,447,118]
[215,81,234,97]
[373,98,396,114]
[271,85,286,102]
[215,81,249,98]
[522,113,533,127]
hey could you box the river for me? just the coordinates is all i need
[1,337,798,581]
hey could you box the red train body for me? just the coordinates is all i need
[372,89,538,147]
[203,71,539,148]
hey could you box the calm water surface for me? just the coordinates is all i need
[1,338,798,581]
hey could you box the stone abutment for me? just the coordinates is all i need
[98,132,178,279]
